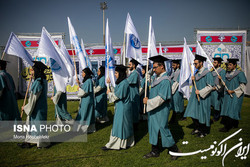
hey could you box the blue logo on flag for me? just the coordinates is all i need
[130,34,141,49]
[105,54,114,69]
[50,58,61,71]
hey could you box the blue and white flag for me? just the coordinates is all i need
[4,32,33,66]
[105,18,116,88]
[124,13,142,64]
[178,38,195,100]
[60,40,76,86]
[38,27,69,93]
[80,39,92,70]
[67,17,87,70]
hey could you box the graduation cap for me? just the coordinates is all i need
[212,57,223,63]
[115,64,129,73]
[130,58,140,67]
[141,65,150,71]
[227,58,239,64]
[148,55,169,63]
[32,61,48,71]
[195,54,207,62]
[172,59,181,64]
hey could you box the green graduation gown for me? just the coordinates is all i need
[211,68,226,111]
[76,78,95,126]
[112,79,133,139]
[24,78,49,147]
[0,70,20,120]
[221,70,247,120]
[127,70,140,123]
[184,68,214,127]
[147,72,175,147]
[140,77,149,114]
[53,87,72,121]
[170,69,184,113]
[94,76,107,118]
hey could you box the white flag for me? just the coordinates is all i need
[124,13,142,63]
[150,25,158,57]
[4,32,33,66]
[59,40,76,86]
[38,27,69,93]
[67,17,87,70]
[80,39,92,70]
[178,38,195,100]
[105,19,116,88]
[196,41,213,70]
[159,43,163,55]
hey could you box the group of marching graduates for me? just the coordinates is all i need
[0,51,247,160]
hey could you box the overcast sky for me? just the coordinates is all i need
[0,0,250,46]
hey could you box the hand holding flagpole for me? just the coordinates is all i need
[189,63,200,102]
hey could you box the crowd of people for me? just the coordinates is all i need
[0,53,247,160]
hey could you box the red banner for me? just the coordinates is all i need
[200,36,242,43]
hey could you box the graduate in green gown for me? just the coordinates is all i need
[143,55,180,160]
[94,66,109,123]
[0,60,20,121]
[51,85,73,125]
[210,57,226,122]
[184,54,214,138]
[19,61,50,148]
[127,58,140,130]
[102,65,134,150]
[139,65,150,120]
[76,67,96,133]
[169,59,184,124]
[220,58,247,132]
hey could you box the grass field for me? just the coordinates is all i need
[0,97,250,167]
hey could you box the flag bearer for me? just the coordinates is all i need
[19,61,50,148]
[169,59,184,123]
[102,65,134,150]
[94,66,109,123]
[220,58,247,132]
[0,60,20,121]
[143,55,180,160]
[127,58,140,130]
[184,54,214,138]
[210,57,226,122]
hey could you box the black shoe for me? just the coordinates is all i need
[143,151,160,159]
[101,146,110,151]
[170,149,181,160]
[17,142,31,148]
[219,127,229,132]
[196,132,207,138]
[191,129,199,135]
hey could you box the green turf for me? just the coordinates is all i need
[0,97,250,167]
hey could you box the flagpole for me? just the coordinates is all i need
[1,52,5,60]
[21,56,38,118]
[189,63,200,102]
[70,44,80,86]
[143,16,152,114]
[122,33,126,65]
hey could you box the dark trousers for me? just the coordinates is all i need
[192,118,209,134]
[221,116,239,130]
